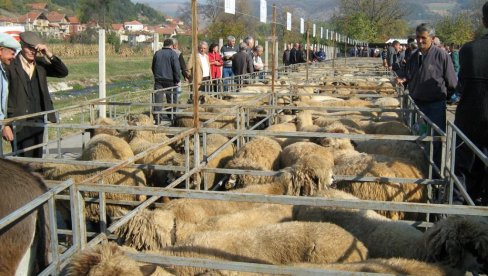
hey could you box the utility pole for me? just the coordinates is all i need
[191,0,199,129]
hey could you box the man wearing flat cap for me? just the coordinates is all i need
[0,32,21,142]
[6,31,68,157]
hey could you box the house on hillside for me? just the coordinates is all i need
[46,11,70,38]
[18,12,49,34]
[124,20,144,32]
[68,16,85,34]
[147,25,177,39]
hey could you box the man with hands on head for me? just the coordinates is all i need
[6,31,68,157]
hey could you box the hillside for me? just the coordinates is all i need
[0,0,166,25]
[135,0,462,24]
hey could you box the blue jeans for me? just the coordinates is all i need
[415,100,446,175]
[222,67,234,91]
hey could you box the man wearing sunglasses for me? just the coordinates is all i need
[6,31,68,157]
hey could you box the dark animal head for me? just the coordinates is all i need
[424,215,488,274]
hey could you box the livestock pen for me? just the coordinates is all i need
[1,58,487,275]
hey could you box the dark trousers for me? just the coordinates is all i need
[153,80,177,124]
[12,125,44,158]
[415,100,446,174]
[453,141,488,204]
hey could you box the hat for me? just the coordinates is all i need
[0,32,21,51]
[19,31,43,46]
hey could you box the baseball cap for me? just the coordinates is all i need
[0,32,21,51]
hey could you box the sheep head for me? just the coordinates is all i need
[424,215,488,274]
[116,209,176,250]
[276,154,334,196]
[224,158,272,189]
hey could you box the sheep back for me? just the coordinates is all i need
[81,134,134,161]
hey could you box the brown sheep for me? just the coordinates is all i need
[292,258,463,276]
[333,153,426,220]
[224,136,282,189]
[364,121,411,135]
[41,163,147,223]
[265,122,304,148]
[66,243,172,276]
[280,141,334,168]
[293,189,488,275]
[81,134,134,161]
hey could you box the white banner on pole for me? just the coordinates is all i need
[260,0,267,23]
[300,18,304,34]
[286,12,291,31]
[225,0,235,14]
[312,24,316,37]
[320,27,323,39]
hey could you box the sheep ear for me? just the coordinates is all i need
[139,264,157,275]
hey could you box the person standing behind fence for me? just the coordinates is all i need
[208,43,223,92]
[397,23,457,173]
[7,31,68,158]
[453,2,488,205]
[221,36,238,90]
[283,44,291,66]
[152,38,180,124]
[188,41,211,92]
[244,36,255,60]
[289,43,299,65]
[232,42,254,86]
[253,45,265,79]
[0,33,21,142]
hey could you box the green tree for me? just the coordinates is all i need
[0,0,14,10]
[435,12,475,46]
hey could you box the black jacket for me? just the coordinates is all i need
[151,47,180,83]
[232,51,254,75]
[7,54,68,123]
[455,34,488,145]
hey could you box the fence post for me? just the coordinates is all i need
[98,29,106,119]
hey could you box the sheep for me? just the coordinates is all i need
[280,141,333,168]
[117,203,292,250]
[86,117,119,137]
[117,171,333,252]
[200,95,235,113]
[130,137,181,187]
[66,242,172,276]
[265,122,304,148]
[293,189,488,275]
[163,221,367,275]
[295,110,313,130]
[372,97,400,107]
[200,134,235,189]
[291,258,463,276]
[333,153,426,219]
[41,163,147,223]
[354,140,428,174]
[174,111,237,129]
[224,136,282,189]
[127,113,169,144]
[313,117,366,134]
[363,121,411,135]
[301,122,356,155]
[81,134,134,161]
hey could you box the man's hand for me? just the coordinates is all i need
[2,126,14,141]
[36,44,53,59]
[396,78,406,85]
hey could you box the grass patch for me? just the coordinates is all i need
[49,56,153,85]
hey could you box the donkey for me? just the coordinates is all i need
[0,158,51,275]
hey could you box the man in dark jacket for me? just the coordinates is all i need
[397,23,457,173]
[453,2,488,205]
[7,31,68,158]
[152,38,180,124]
[289,43,299,65]
[232,42,253,86]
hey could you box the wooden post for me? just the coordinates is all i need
[153,33,159,53]
[264,40,269,71]
[191,0,199,129]
[98,29,106,119]
[332,32,336,70]
[271,4,276,94]
[344,36,347,65]
[306,22,310,83]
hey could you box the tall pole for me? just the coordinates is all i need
[271,4,276,94]
[191,0,199,128]
[98,29,106,118]
[344,37,347,65]
[306,21,310,83]
[332,32,336,70]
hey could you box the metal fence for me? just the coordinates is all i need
[1,58,487,275]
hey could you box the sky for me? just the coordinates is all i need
[131,0,188,16]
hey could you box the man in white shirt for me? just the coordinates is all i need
[253,45,265,80]
[188,41,211,92]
